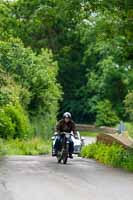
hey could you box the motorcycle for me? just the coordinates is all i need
[52,132,73,164]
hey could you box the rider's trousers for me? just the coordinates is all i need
[54,135,74,154]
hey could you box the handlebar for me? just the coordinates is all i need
[54,132,73,136]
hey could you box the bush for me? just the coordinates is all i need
[81,143,133,172]
[122,150,133,171]
[0,67,31,110]
[0,138,6,155]
[0,109,15,138]
[125,122,133,138]
[5,104,33,138]
[0,104,33,139]
[0,68,33,139]
[95,100,119,126]
[31,114,58,139]
[124,91,133,121]
[0,39,61,137]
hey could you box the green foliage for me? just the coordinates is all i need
[0,0,132,127]
[0,104,32,139]
[0,38,61,138]
[124,91,133,121]
[5,104,32,138]
[122,150,133,171]
[0,1,16,40]
[10,0,81,51]
[0,138,50,155]
[0,68,33,139]
[81,143,133,172]
[95,100,119,126]
[0,69,30,108]
[0,108,15,139]
[77,5,132,121]
[125,122,133,139]
[0,39,60,105]
[81,143,98,159]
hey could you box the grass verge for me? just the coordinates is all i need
[80,131,99,137]
[125,122,133,139]
[81,142,133,172]
[0,137,51,156]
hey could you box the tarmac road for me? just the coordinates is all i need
[0,154,133,200]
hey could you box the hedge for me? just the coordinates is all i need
[81,143,133,172]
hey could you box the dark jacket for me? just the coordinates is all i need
[56,119,77,135]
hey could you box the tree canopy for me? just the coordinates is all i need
[0,0,132,139]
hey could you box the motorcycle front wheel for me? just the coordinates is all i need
[63,143,69,164]
[57,152,62,163]
[63,156,68,164]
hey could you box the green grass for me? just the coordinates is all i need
[115,122,133,139]
[125,122,133,138]
[80,131,99,137]
[0,137,51,156]
[81,143,133,172]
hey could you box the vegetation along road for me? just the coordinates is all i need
[0,1,133,199]
[0,139,133,200]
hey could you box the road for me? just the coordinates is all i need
[0,137,133,200]
[84,136,96,145]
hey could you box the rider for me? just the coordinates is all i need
[54,112,77,159]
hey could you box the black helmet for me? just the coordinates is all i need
[63,112,72,118]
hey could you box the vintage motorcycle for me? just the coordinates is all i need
[52,132,73,164]
[51,132,85,164]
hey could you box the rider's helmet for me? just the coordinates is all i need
[63,112,72,119]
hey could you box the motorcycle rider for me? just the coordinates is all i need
[54,112,77,159]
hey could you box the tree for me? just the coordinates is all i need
[95,100,119,126]
[124,91,133,121]
[0,0,132,125]
[0,67,32,139]
[74,0,133,122]
[0,38,61,137]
